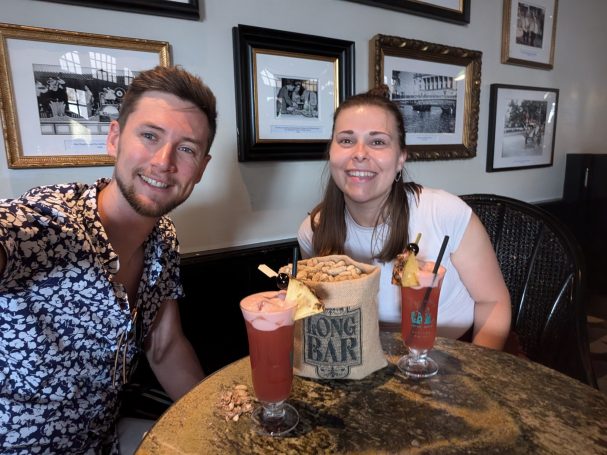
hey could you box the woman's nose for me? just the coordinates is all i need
[353,142,368,161]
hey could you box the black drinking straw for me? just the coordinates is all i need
[406,235,449,345]
[292,247,299,278]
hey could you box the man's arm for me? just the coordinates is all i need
[145,299,205,401]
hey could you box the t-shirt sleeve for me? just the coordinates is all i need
[440,191,472,252]
[297,215,314,259]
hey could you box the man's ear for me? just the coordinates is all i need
[195,154,212,184]
[106,120,120,158]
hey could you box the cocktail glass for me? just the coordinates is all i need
[240,291,299,436]
[398,261,446,379]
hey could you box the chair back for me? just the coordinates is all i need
[460,193,597,388]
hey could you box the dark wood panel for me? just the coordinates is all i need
[179,239,299,374]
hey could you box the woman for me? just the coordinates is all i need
[297,85,511,350]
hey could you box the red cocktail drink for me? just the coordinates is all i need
[397,260,446,378]
[243,319,294,402]
[240,290,299,435]
[400,284,441,351]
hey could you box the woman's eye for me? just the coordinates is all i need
[337,137,353,145]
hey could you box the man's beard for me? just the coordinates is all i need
[115,171,182,218]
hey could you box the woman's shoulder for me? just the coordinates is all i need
[417,187,466,205]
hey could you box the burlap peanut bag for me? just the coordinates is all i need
[281,255,387,380]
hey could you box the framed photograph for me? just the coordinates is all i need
[0,22,170,169]
[371,34,482,161]
[501,0,558,69]
[233,24,355,162]
[32,0,200,21]
[487,84,558,172]
[344,0,470,25]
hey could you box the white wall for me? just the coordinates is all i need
[1,0,606,253]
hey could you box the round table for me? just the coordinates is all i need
[136,333,607,454]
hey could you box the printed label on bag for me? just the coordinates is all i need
[303,306,362,378]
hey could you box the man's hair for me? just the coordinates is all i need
[118,65,218,155]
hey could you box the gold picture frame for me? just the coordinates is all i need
[501,0,558,70]
[371,34,482,161]
[0,23,170,169]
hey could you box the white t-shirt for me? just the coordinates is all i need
[297,187,473,340]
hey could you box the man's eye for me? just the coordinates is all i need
[142,132,156,141]
[178,146,195,155]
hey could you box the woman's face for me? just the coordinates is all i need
[329,104,406,211]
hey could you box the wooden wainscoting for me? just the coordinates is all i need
[179,238,299,374]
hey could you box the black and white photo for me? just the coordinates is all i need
[391,70,457,134]
[487,84,558,172]
[275,78,319,119]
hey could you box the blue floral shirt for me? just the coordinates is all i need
[0,179,184,454]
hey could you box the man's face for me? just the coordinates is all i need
[106,91,211,218]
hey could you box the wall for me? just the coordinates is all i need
[1,0,606,254]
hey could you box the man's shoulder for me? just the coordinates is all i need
[19,180,100,202]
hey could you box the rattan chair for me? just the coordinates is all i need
[460,193,598,388]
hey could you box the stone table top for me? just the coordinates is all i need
[136,333,607,454]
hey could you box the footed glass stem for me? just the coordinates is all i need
[397,348,438,379]
[252,400,299,436]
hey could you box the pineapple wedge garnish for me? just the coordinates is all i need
[401,252,420,287]
[391,250,420,287]
[286,277,324,320]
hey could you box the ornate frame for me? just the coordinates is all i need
[372,34,482,161]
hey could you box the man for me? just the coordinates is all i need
[276,79,295,115]
[0,65,216,453]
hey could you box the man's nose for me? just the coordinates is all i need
[151,143,177,170]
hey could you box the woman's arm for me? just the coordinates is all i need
[451,213,512,350]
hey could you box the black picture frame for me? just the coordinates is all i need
[344,0,470,25]
[32,0,200,20]
[487,84,558,172]
[372,34,482,161]
[232,24,355,162]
